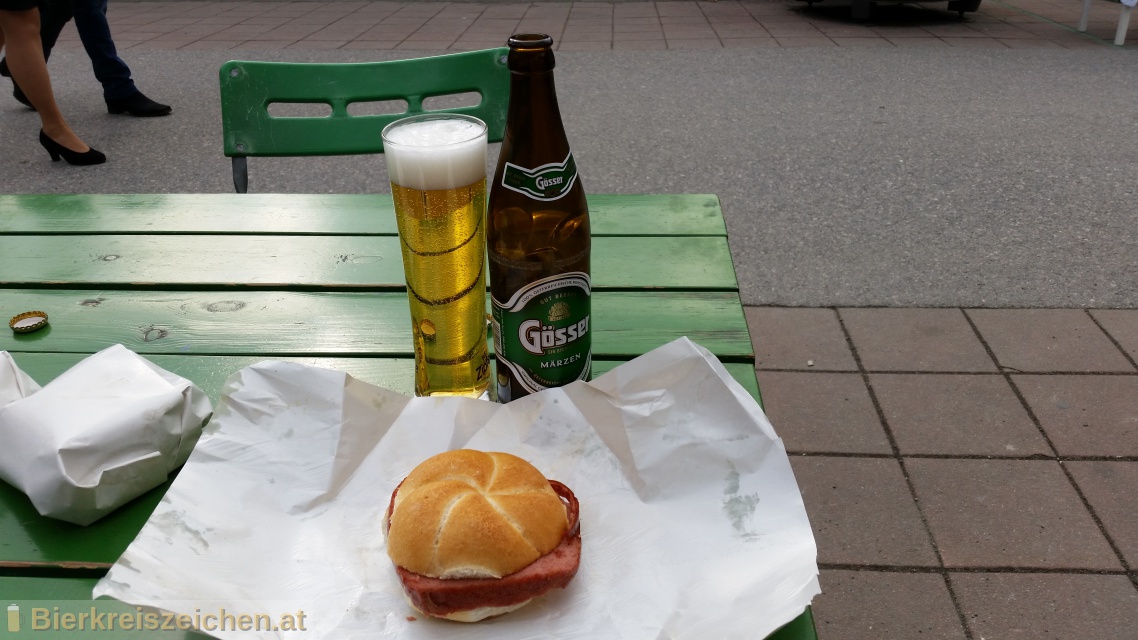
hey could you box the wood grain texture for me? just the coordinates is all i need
[0,194,725,237]
[0,235,736,291]
[0,290,752,360]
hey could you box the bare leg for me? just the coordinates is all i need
[0,8,89,153]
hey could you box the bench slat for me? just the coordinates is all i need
[0,194,725,237]
[0,290,752,361]
[0,235,737,291]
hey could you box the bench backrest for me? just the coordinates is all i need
[218,48,510,192]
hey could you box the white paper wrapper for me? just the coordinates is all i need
[0,345,213,525]
[94,338,819,639]
[0,351,41,407]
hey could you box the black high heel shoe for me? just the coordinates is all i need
[39,130,106,166]
[0,61,33,110]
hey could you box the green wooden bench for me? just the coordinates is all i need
[0,193,816,639]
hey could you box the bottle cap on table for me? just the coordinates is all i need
[9,311,49,334]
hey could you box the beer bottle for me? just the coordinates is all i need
[488,34,591,403]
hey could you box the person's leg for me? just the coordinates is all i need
[0,0,70,106]
[36,0,73,61]
[0,8,93,153]
[69,0,135,101]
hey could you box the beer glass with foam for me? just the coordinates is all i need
[382,114,491,397]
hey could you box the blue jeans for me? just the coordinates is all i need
[39,0,136,101]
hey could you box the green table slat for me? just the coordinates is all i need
[0,578,208,639]
[0,194,725,237]
[0,477,171,571]
[0,577,812,640]
[0,236,736,291]
[0,290,752,361]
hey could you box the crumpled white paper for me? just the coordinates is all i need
[0,344,213,525]
[93,338,819,640]
[0,351,41,406]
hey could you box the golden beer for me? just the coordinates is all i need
[383,115,491,397]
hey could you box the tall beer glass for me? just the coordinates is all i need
[382,114,491,397]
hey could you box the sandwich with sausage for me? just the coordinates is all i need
[384,449,581,622]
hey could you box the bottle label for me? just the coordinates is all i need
[500,152,578,202]
[492,271,591,395]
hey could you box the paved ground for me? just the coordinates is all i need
[2,2,1138,638]
[3,2,1136,308]
[61,0,1138,50]
[750,306,1138,639]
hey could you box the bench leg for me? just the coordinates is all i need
[232,156,249,194]
[1115,5,1131,45]
[1078,0,1093,31]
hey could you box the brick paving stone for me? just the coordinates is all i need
[817,26,879,36]
[923,25,989,37]
[774,35,836,46]
[764,24,824,35]
[342,40,401,49]
[557,41,612,50]
[747,307,857,371]
[791,456,939,566]
[1013,375,1138,457]
[131,38,197,50]
[907,459,1121,570]
[952,573,1138,639]
[721,36,779,46]
[942,37,1011,47]
[665,38,723,48]
[289,40,350,49]
[870,374,1051,457]
[230,40,298,50]
[1090,310,1138,364]
[612,39,667,49]
[968,24,1039,37]
[813,570,966,640]
[560,29,613,41]
[614,29,665,40]
[661,25,718,35]
[999,37,1063,47]
[614,3,658,17]
[1059,37,1112,47]
[840,309,996,372]
[758,372,891,454]
[712,25,768,37]
[968,309,1135,373]
[871,27,937,36]
[1066,461,1138,566]
[887,37,952,46]
[616,17,664,26]
[178,39,245,50]
[832,37,894,46]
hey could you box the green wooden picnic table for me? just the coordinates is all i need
[0,193,816,639]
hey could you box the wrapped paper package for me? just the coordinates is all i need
[94,337,820,639]
[0,344,213,525]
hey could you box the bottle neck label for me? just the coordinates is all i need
[500,151,578,202]
[492,271,591,395]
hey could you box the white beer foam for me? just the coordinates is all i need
[384,117,487,192]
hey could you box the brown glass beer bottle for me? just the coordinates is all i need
[488,34,591,403]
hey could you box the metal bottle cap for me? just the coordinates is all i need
[9,311,49,334]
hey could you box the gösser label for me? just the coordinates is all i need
[492,271,591,395]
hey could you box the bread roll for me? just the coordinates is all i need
[386,450,569,579]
